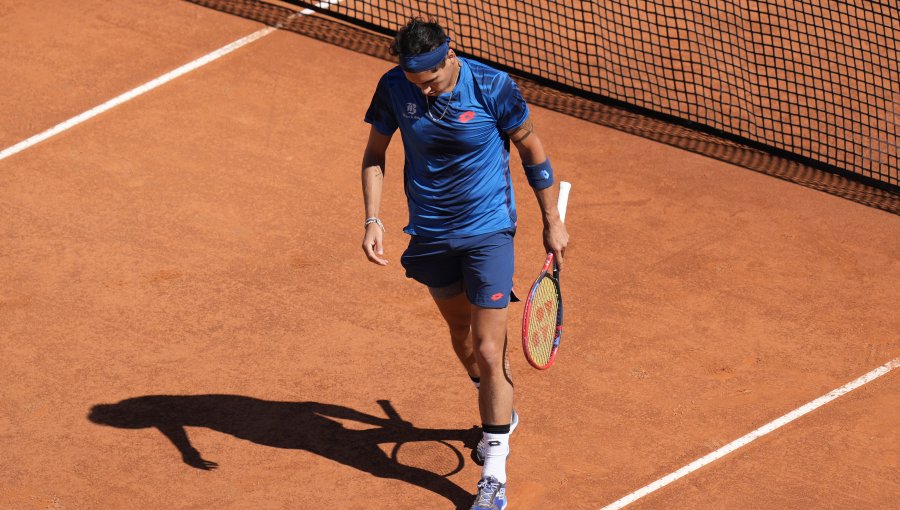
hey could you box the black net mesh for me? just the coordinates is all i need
[188,0,900,199]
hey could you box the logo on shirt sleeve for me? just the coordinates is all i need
[458,111,476,123]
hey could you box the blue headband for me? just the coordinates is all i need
[399,38,451,72]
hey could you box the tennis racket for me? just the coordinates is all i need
[522,181,570,370]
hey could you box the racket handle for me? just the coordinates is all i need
[557,181,572,223]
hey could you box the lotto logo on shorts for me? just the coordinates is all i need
[459,111,476,123]
[491,292,505,301]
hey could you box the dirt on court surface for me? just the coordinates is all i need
[1,1,898,509]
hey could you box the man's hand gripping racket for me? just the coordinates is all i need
[522,181,571,370]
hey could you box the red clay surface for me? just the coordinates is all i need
[1,2,898,509]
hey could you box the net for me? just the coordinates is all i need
[190,0,899,195]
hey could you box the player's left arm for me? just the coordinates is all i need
[507,117,570,267]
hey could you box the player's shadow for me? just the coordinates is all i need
[88,395,480,507]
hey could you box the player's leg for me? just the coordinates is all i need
[469,305,513,509]
[470,307,514,423]
[459,228,517,428]
[459,229,517,510]
[432,283,519,467]
[400,236,480,386]
[471,305,514,442]
[429,284,480,384]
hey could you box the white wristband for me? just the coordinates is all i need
[364,217,384,231]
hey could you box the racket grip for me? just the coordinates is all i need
[557,181,572,223]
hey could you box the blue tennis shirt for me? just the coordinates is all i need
[365,57,530,238]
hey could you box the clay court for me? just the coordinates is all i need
[1,1,898,508]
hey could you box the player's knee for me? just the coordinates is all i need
[474,339,505,368]
[447,321,470,341]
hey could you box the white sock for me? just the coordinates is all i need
[481,431,510,483]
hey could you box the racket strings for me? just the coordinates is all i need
[526,277,560,366]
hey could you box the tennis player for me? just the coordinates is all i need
[360,18,568,509]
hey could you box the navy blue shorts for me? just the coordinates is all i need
[401,228,516,309]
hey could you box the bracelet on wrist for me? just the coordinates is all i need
[364,217,384,231]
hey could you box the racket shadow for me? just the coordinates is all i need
[88,395,480,507]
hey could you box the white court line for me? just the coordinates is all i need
[601,357,899,510]
[0,0,341,162]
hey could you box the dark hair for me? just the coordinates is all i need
[390,17,448,57]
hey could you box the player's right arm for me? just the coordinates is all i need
[361,125,393,265]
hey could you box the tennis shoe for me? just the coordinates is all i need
[473,409,518,466]
[470,476,507,510]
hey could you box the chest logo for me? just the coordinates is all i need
[404,103,419,119]
[458,111,476,123]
